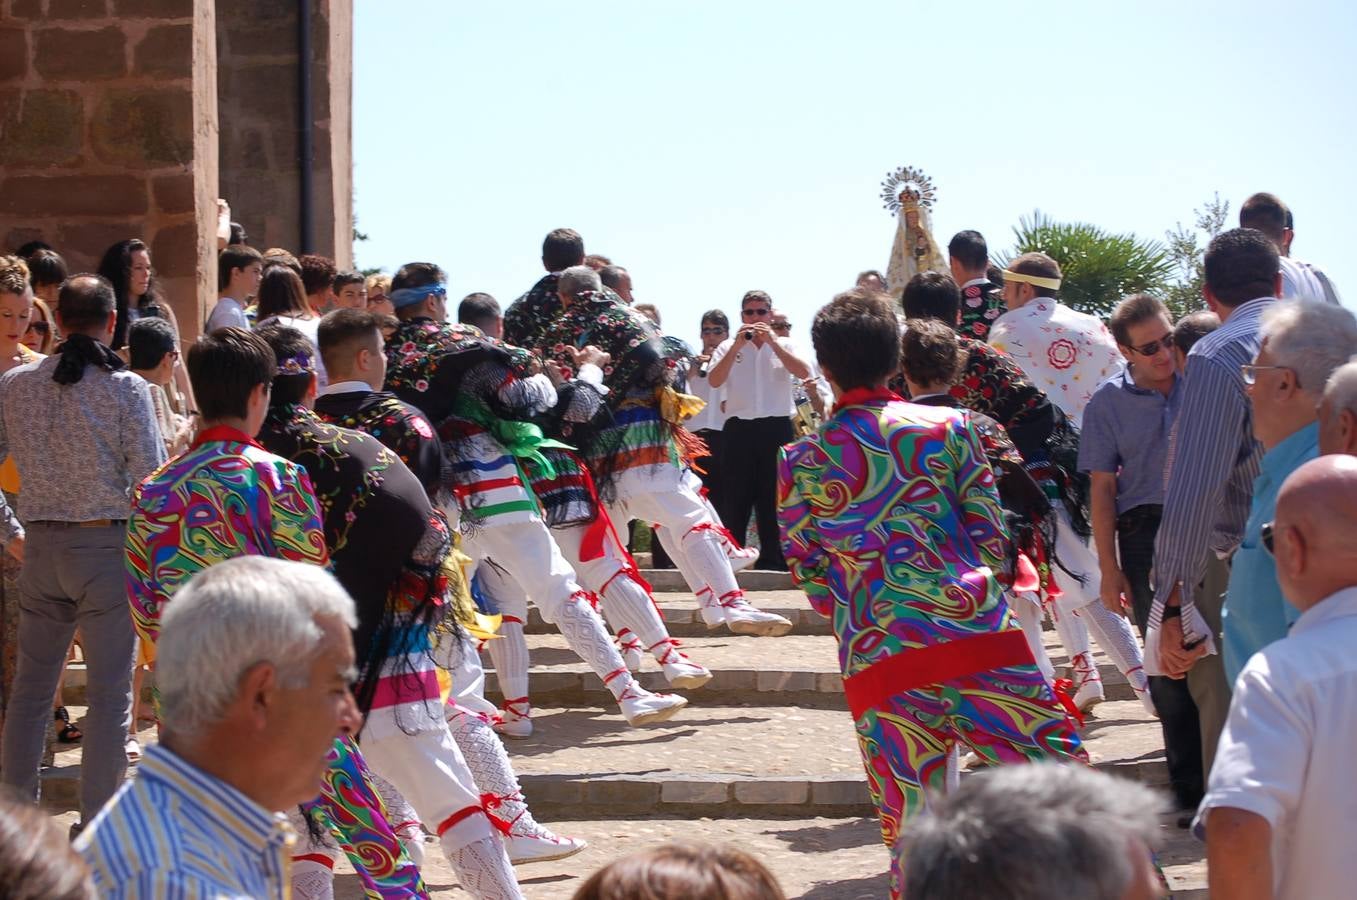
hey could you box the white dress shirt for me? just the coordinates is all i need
[1280,256,1342,306]
[685,363,726,432]
[1195,585,1357,899]
[708,335,799,421]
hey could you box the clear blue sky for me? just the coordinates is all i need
[354,1,1357,346]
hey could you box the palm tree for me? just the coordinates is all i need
[1004,212,1176,319]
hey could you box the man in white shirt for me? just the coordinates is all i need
[1240,192,1342,306]
[205,245,261,332]
[989,252,1124,429]
[1199,453,1357,900]
[686,309,730,506]
[708,290,811,570]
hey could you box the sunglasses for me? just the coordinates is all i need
[700,326,727,335]
[772,322,791,331]
[25,321,50,335]
[741,307,770,317]
[1262,521,1276,556]
[1241,364,1299,387]
[1128,334,1173,357]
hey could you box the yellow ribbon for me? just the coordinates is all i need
[1001,269,1062,290]
[658,386,706,424]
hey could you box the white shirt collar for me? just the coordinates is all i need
[1291,585,1357,636]
[319,380,374,397]
[961,277,989,289]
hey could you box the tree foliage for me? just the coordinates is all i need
[1004,212,1175,319]
[1163,193,1230,320]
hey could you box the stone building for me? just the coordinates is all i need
[0,0,353,337]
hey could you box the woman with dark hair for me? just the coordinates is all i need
[254,265,326,389]
[96,238,196,413]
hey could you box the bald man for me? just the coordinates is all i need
[1318,360,1357,455]
[1199,455,1357,900]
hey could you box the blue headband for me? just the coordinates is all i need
[390,283,447,309]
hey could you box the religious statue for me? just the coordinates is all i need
[880,166,947,299]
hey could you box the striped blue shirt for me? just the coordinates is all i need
[1150,296,1274,639]
[76,744,296,899]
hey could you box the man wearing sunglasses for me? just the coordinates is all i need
[707,290,812,571]
[1080,293,1201,814]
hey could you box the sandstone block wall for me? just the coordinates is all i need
[0,0,218,336]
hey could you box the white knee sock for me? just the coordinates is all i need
[484,618,530,708]
[678,524,742,602]
[291,857,336,900]
[596,571,671,654]
[1080,602,1151,700]
[555,592,641,701]
[445,834,523,900]
[1051,605,1100,691]
[369,771,424,843]
[449,710,551,839]
[1011,594,1056,686]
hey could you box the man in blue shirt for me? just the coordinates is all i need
[1226,299,1357,681]
[1080,293,1200,813]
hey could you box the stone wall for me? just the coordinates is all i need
[217,0,352,268]
[0,0,219,336]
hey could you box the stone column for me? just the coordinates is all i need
[217,0,352,268]
[0,0,219,338]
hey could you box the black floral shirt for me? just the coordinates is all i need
[950,336,1056,461]
[503,274,562,350]
[958,280,1007,343]
[313,388,445,500]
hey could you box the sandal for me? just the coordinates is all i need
[54,706,82,744]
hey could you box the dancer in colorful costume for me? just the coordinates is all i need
[124,328,428,900]
[382,263,687,733]
[310,309,588,862]
[527,264,793,639]
[776,290,1086,899]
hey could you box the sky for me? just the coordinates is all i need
[353,0,1357,346]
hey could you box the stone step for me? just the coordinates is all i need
[39,700,1168,818]
[523,588,832,636]
[638,567,794,593]
[482,631,1144,707]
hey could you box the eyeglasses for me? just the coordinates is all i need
[1241,364,1299,387]
[1261,521,1276,556]
[772,322,791,332]
[25,321,50,335]
[1128,334,1173,357]
[741,307,770,317]
[700,327,727,335]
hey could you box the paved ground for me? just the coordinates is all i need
[42,571,1210,897]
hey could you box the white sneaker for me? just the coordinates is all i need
[617,632,644,673]
[658,650,712,690]
[1073,679,1104,713]
[724,596,793,637]
[494,701,533,739]
[506,832,588,865]
[618,686,688,727]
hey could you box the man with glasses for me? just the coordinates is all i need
[687,310,731,508]
[1219,300,1357,685]
[1080,293,1201,817]
[707,290,812,570]
[1144,229,1281,779]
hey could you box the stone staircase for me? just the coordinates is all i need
[44,567,1209,898]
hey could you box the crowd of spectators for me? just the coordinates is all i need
[0,188,1352,899]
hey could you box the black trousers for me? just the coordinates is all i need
[1118,504,1204,808]
[718,415,793,570]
